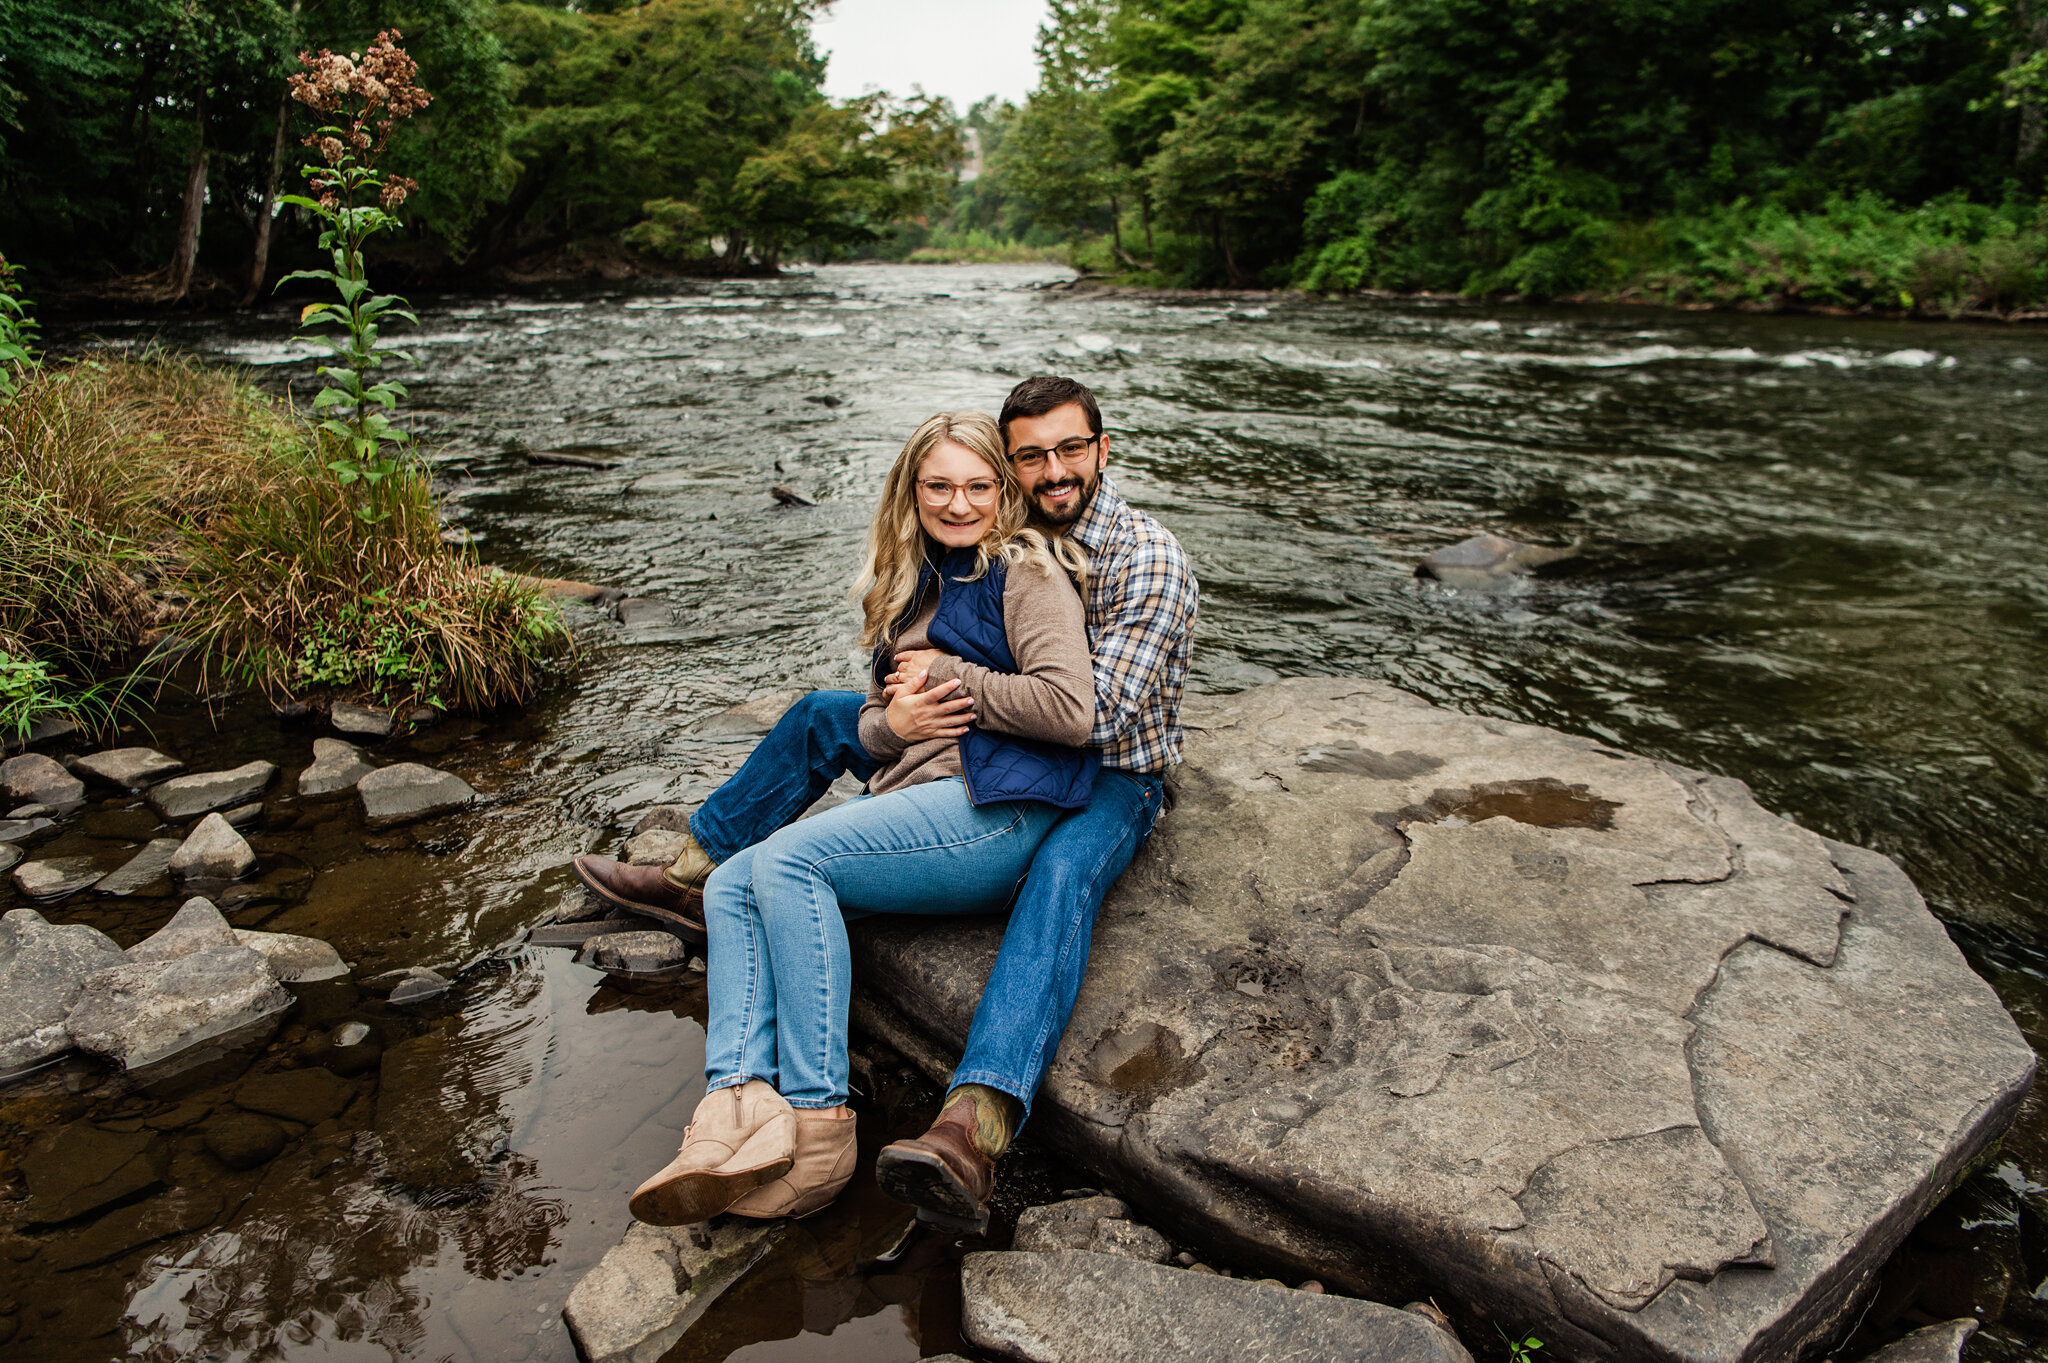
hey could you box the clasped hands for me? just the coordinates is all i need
[883,647,974,741]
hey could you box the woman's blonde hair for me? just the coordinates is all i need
[853,410,1088,651]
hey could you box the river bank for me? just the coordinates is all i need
[2,263,2043,1362]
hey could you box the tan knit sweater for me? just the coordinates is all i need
[857,556,1093,797]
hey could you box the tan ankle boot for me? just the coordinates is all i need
[629,1079,796,1226]
[726,1105,857,1220]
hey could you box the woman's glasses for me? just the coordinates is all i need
[1008,434,1099,475]
[917,478,1002,507]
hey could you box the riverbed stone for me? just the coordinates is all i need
[960,1250,1475,1363]
[147,761,277,819]
[357,762,476,826]
[846,678,2036,1363]
[616,597,672,629]
[330,701,396,738]
[363,966,451,1004]
[72,748,185,791]
[201,1113,287,1171]
[233,929,347,982]
[0,909,125,1075]
[67,899,293,1069]
[622,828,691,865]
[0,844,16,874]
[11,856,103,899]
[1416,532,1579,588]
[42,1187,223,1270]
[1014,1197,1173,1262]
[563,1219,783,1363]
[0,752,85,806]
[372,1028,509,1191]
[298,738,374,798]
[96,838,182,896]
[629,805,693,835]
[693,688,807,738]
[20,1122,170,1227]
[235,1066,354,1124]
[169,813,256,881]
[0,816,54,842]
[129,897,242,961]
[582,930,689,975]
[1860,1319,1977,1362]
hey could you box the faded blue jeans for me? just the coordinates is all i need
[701,778,1062,1107]
[691,690,1166,1118]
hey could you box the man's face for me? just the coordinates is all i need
[1006,402,1109,529]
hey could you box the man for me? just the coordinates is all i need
[573,375,1198,1231]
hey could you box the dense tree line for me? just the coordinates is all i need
[975,0,2048,303]
[0,0,956,297]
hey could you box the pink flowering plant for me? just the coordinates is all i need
[278,31,432,518]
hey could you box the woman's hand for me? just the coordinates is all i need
[893,647,947,677]
[885,669,975,742]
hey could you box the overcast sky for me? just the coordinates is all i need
[815,0,1051,112]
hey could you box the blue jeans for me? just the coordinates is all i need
[691,691,1166,1118]
[702,778,1063,1107]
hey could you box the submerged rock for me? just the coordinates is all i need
[170,812,256,881]
[960,1250,1474,1363]
[0,845,17,875]
[96,838,182,896]
[201,1113,288,1171]
[67,898,293,1069]
[848,678,2035,1363]
[0,816,55,842]
[372,1029,509,1191]
[235,1066,354,1124]
[0,752,85,807]
[357,763,476,826]
[362,966,450,1004]
[297,738,374,798]
[0,909,125,1075]
[148,761,278,820]
[330,700,396,738]
[41,1187,222,1270]
[563,1219,783,1363]
[11,856,103,899]
[616,597,673,629]
[73,747,185,790]
[1416,532,1579,589]
[20,1122,170,1226]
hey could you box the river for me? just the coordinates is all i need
[8,263,2046,1361]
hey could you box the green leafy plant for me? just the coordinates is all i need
[0,650,142,743]
[277,31,432,520]
[0,255,40,400]
[1497,1324,1546,1363]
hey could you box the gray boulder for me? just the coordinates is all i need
[1014,1196,1173,1263]
[297,738,374,798]
[330,700,396,737]
[147,761,277,819]
[358,762,476,826]
[170,812,256,881]
[0,909,125,1075]
[582,930,690,975]
[234,929,348,982]
[563,1219,782,1363]
[96,838,183,896]
[0,752,85,806]
[1416,532,1579,589]
[66,898,292,1069]
[73,747,185,790]
[848,679,2035,1363]
[12,856,103,899]
[960,1251,1474,1363]
[1859,1319,1977,1362]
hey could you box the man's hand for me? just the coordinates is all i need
[885,668,975,742]
[893,647,947,677]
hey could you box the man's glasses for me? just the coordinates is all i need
[917,478,1002,507]
[1008,434,1100,475]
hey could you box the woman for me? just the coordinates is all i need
[628,410,1095,1226]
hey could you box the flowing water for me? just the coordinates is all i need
[7,264,2047,1361]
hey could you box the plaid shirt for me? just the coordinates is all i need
[1068,478,1199,773]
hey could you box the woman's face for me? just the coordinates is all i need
[914,440,1004,549]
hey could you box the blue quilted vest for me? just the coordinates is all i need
[879,545,1100,810]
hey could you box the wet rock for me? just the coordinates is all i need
[20,1123,169,1226]
[170,813,256,881]
[615,597,673,629]
[1014,1196,1172,1263]
[43,1187,223,1270]
[201,1113,288,1171]
[564,1218,783,1363]
[372,1029,509,1191]
[770,484,815,506]
[72,748,184,791]
[0,753,85,807]
[0,844,16,874]
[221,800,264,829]
[1861,1319,1977,1362]
[582,930,689,975]
[693,688,807,738]
[298,738,375,798]
[357,763,476,826]
[1416,532,1580,588]
[848,678,2036,1363]
[330,701,395,738]
[960,1251,1474,1363]
[0,816,55,842]
[96,838,182,896]
[629,805,693,835]
[235,1066,354,1124]
[622,828,691,866]
[68,899,293,1069]
[8,801,55,818]
[0,909,125,1075]
[233,929,347,982]
[11,857,103,899]
[505,571,627,606]
[147,761,277,819]
[363,966,451,1004]
[2,714,76,752]
[529,917,643,948]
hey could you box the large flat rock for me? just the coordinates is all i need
[562,1218,781,1363]
[848,679,2035,1363]
[0,909,125,1075]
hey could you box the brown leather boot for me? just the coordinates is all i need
[571,851,709,940]
[874,1093,995,1234]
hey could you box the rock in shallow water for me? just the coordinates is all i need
[357,762,475,826]
[1861,1318,1978,1362]
[0,909,125,1075]
[170,812,256,881]
[1415,532,1579,589]
[848,678,2036,1363]
[563,1219,782,1363]
[0,752,85,806]
[362,966,450,1004]
[233,928,347,981]
[11,856,103,899]
[960,1250,1474,1363]
[72,747,184,790]
[148,761,277,820]
[582,930,690,975]
[330,700,396,738]
[297,737,374,798]
[20,1122,169,1226]
[96,838,182,896]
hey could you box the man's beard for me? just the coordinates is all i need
[1028,469,1100,528]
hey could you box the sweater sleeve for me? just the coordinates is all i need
[924,561,1093,746]
[857,664,909,761]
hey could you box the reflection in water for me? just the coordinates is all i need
[3,265,2042,1360]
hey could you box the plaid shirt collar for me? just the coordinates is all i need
[1067,475,1127,555]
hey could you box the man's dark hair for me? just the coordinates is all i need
[999,375,1101,439]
